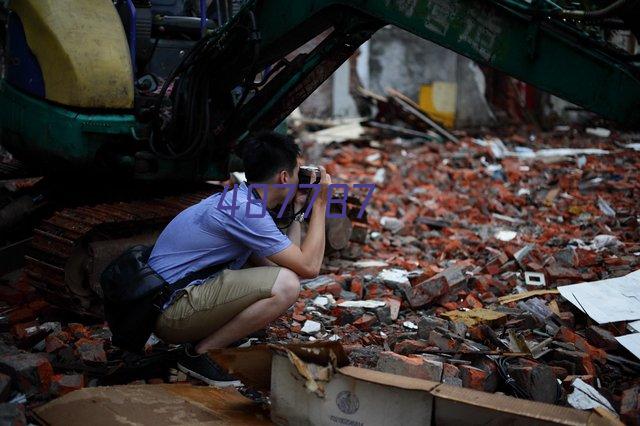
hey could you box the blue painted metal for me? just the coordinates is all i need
[200,0,206,37]
[5,12,45,99]
[125,0,137,73]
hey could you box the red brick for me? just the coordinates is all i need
[394,339,432,355]
[353,314,377,331]
[331,307,365,326]
[75,338,107,364]
[459,365,488,391]
[585,326,619,350]
[574,248,598,267]
[68,323,90,339]
[51,374,84,396]
[323,282,343,298]
[0,352,53,396]
[408,275,449,308]
[464,293,483,309]
[376,351,443,382]
[442,363,462,386]
[365,282,393,300]
[558,311,575,328]
[350,277,364,299]
[556,327,606,363]
[44,335,67,353]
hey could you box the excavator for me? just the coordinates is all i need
[0,0,639,318]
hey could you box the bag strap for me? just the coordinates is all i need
[170,260,231,292]
[152,259,230,309]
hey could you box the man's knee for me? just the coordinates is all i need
[273,268,300,305]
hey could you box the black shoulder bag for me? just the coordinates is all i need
[100,245,228,353]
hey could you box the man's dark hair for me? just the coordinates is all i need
[241,131,301,182]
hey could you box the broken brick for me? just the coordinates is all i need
[393,339,432,355]
[349,277,364,299]
[585,325,619,350]
[507,364,558,403]
[417,316,448,340]
[442,363,462,387]
[51,374,85,396]
[428,330,461,351]
[68,323,90,339]
[376,351,443,382]
[364,282,393,300]
[75,338,107,364]
[0,352,53,396]
[353,314,377,331]
[459,365,488,391]
[408,275,449,308]
[463,293,483,309]
[331,307,365,326]
[0,403,26,426]
[556,326,606,363]
[373,305,392,325]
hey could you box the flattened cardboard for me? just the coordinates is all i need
[33,384,271,426]
[432,383,622,426]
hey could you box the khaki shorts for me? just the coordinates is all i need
[155,266,281,343]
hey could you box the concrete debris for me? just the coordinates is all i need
[300,320,322,335]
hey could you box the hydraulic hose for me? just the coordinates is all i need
[550,0,634,20]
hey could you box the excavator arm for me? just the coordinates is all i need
[244,0,640,130]
[2,0,639,181]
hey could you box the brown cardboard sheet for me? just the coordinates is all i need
[33,384,271,426]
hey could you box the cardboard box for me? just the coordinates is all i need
[271,358,437,426]
[210,342,621,426]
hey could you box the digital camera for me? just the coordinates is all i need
[298,166,321,185]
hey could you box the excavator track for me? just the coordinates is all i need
[25,190,214,318]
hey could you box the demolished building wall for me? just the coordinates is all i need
[300,26,497,127]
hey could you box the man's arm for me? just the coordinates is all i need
[267,167,330,279]
[248,201,303,267]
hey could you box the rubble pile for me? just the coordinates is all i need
[267,125,640,422]
[1,119,640,422]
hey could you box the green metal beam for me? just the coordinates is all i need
[250,0,640,125]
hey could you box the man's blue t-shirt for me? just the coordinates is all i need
[148,182,291,285]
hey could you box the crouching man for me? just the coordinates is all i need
[148,131,330,386]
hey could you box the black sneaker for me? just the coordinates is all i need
[177,344,242,387]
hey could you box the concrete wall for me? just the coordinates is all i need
[299,26,495,127]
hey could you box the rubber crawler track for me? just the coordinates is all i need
[25,190,212,317]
